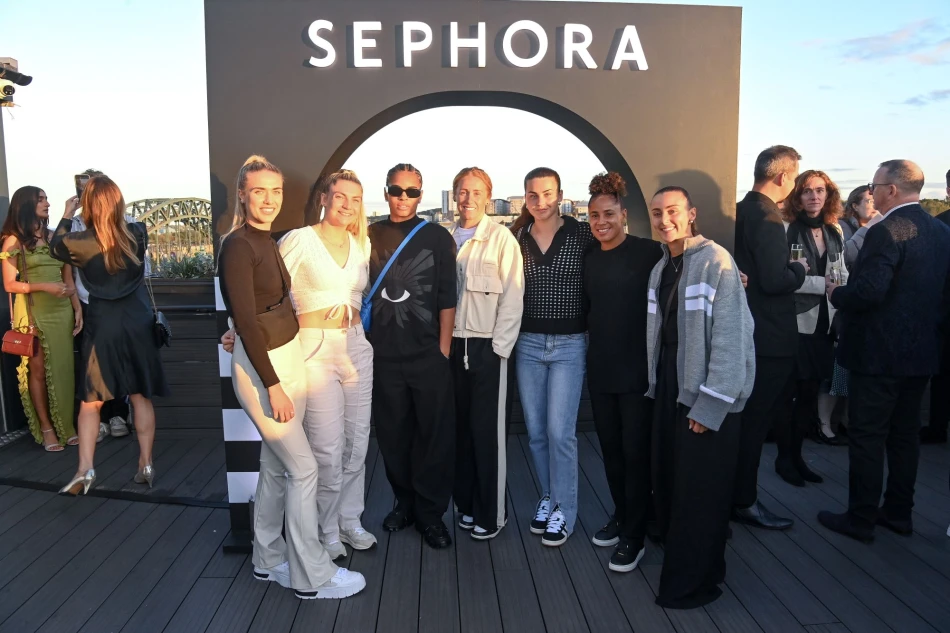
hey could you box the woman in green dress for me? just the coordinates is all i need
[1,186,82,451]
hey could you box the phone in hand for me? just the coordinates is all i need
[74,174,91,201]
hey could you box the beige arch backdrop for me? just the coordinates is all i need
[203,0,742,547]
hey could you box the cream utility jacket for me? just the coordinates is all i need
[450,215,525,359]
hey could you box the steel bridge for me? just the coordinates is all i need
[127,198,214,274]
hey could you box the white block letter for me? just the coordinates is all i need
[450,22,486,68]
[403,21,433,67]
[353,21,382,68]
[502,20,548,68]
[610,25,649,71]
[307,20,336,68]
[563,23,597,69]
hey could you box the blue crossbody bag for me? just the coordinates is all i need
[361,219,427,332]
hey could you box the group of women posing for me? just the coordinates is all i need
[217,154,754,608]
[2,178,168,494]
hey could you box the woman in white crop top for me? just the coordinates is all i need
[277,169,376,559]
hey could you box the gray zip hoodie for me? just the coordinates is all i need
[645,236,756,432]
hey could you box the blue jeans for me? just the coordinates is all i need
[516,332,587,534]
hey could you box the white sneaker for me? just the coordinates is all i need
[253,561,291,588]
[296,568,366,600]
[324,540,347,561]
[340,526,378,550]
[109,416,129,438]
[96,423,109,444]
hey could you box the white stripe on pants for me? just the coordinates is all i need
[299,324,373,542]
[232,334,337,590]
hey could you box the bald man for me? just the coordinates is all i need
[819,160,950,542]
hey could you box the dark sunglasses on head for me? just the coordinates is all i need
[386,185,422,199]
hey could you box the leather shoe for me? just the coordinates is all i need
[876,512,913,536]
[796,459,824,484]
[775,459,805,487]
[383,506,414,532]
[417,522,452,549]
[818,510,874,543]
[732,501,794,531]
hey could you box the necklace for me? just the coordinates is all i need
[318,226,347,249]
[670,255,683,273]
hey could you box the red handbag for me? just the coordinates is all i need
[2,248,39,357]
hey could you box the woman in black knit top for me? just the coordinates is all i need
[512,167,594,547]
[218,155,364,600]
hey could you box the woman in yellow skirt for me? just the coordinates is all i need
[1,186,81,451]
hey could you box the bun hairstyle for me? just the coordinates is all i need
[588,171,627,204]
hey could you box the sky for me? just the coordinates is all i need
[1,0,948,221]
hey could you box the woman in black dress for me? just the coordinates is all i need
[50,176,168,495]
[779,170,846,485]
[583,172,662,572]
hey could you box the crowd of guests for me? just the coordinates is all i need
[2,174,168,493]
[8,147,945,608]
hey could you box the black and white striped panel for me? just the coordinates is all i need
[216,276,261,539]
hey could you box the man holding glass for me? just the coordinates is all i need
[731,146,809,530]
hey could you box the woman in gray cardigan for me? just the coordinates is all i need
[645,187,755,609]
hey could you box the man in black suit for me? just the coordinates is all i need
[820,160,950,542]
[921,168,950,445]
[732,145,809,530]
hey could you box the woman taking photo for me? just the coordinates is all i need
[49,176,166,492]
[448,167,524,541]
[217,156,365,599]
[583,172,662,572]
[1,186,80,451]
[511,167,594,547]
[842,185,879,269]
[277,169,376,561]
[645,186,754,608]
[781,170,847,477]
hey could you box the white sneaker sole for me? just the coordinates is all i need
[471,519,508,541]
[609,547,646,573]
[542,534,568,547]
[592,535,620,547]
[340,534,377,551]
[296,576,367,600]
[253,568,291,588]
[530,524,547,535]
[111,427,129,438]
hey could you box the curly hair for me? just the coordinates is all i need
[783,170,842,226]
[588,171,626,204]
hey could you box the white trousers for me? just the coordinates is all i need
[231,334,337,590]
[299,324,374,542]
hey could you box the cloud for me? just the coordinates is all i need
[819,85,834,91]
[900,88,950,106]
[837,20,950,65]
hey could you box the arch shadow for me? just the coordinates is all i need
[315,91,651,237]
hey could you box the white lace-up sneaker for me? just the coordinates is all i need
[296,568,367,600]
[96,422,109,444]
[109,416,129,438]
[530,496,551,535]
[253,560,291,588]
[340,526,378,550]
[324,540,347,561]
[542,505,569,547]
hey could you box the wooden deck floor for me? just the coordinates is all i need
[1,432,949,633]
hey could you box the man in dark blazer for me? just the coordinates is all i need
[820,160,950,542]
[732,145,809,530]
[921,168,950,445]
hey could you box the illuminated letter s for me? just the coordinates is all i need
[307,20,336,68]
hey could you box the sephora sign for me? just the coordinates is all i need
[306,20,648,70]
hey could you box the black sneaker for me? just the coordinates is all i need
[530,495,551,535]
[592,516,621,547]
[458,514,475,530]
[472,517,508,541]
[541,505,568,547]
[609,539,645,573]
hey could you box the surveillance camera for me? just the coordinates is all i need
[0,58,32,87]
[1,85,13,97]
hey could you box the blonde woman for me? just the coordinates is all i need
[49,176,167,493]
[277,170,376,560]
[217,156,364,600]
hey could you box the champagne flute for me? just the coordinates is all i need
[791,244,804,261]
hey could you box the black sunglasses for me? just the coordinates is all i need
[868,182,893,194]
[386,185,422,199]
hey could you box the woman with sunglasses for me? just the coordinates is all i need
[511,167,594,547]
[368,164,458,550]
[276,169,376,561]
[218,155,365,600]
